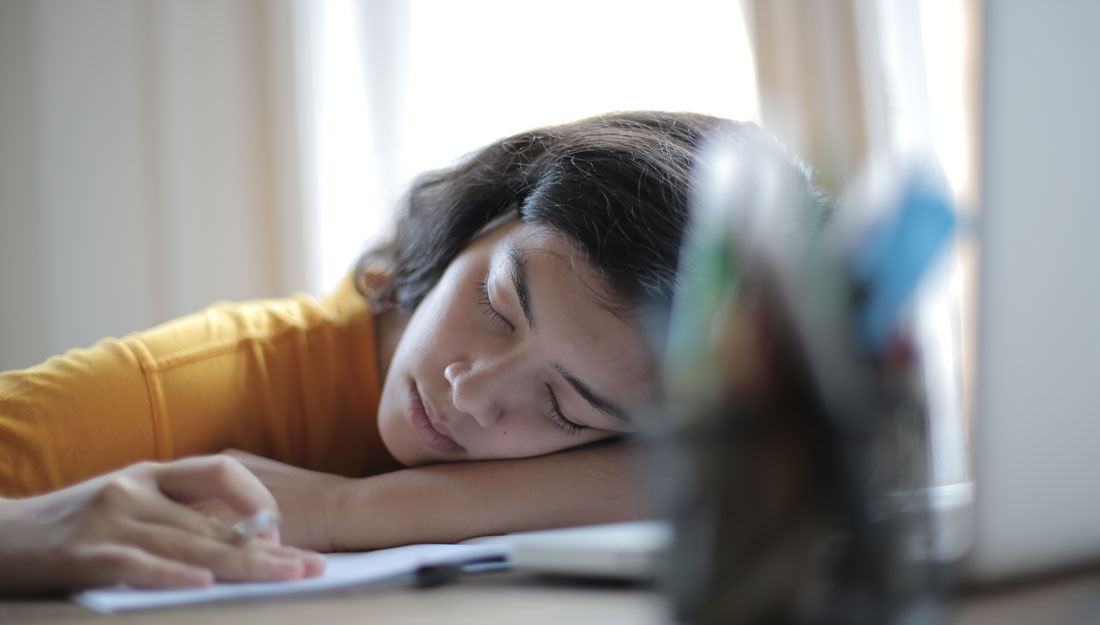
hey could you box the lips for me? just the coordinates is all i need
[407,382,465,454]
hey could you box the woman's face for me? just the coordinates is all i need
[376,218,658,467]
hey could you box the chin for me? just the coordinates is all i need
[377,413,414,467]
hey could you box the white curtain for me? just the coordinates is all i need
[0,0,306,371]
[745,0,978,487]
[303,0,764,296]
[1,0,763,371]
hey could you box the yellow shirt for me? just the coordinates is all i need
[0,276,396,497]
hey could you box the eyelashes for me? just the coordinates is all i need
[474,274,586,436]
[475,277,514,331]
[546,384,586,435]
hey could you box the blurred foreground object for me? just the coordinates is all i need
[655,131,956,625]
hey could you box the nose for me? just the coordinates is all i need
[444,350,531,428]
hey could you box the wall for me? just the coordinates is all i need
[0,0,307,371]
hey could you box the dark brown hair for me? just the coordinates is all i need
[358,111,812,313]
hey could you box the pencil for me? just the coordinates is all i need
[233,509,281,538]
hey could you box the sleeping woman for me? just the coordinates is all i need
[0,111,809,594]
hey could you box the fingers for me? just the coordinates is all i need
[88,484,326,585]
[62,544,213,590]
[96,474,239,543]
[153,455,278,521]
[118,520,320,582]
[220,448,263,463]
[132,458,327,578]
[101,458,326,583]
[2,456,328,594]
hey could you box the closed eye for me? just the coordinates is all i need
[475,276,515,331]
[545,384,586,435]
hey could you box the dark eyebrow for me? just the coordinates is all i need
[509,246,535,330]
[555,364,632,425]
[507,244,632,426]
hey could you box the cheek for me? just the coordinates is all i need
[484,426,562,457]
[479,422,608,459]
[399,284,480,365]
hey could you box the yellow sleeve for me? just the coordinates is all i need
[0,275,393,497]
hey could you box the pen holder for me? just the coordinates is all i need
[653,276,943,625]
[652,140,954,625]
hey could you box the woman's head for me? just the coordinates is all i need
[363,111,734,314]
[366,111,816,466]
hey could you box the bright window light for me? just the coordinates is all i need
[300,0,760,294]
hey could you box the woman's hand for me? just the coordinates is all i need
[0,455,326,595]
[214,450,352,552]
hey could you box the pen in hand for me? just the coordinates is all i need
[233,509,282,542]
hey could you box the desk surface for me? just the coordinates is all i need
[0,573,666,625]
[4,570,1099,625]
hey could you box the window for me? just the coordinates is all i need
[297,0,760,294]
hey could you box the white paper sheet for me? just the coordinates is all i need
[74,543,509,614]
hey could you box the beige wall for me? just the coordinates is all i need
[0,0,306,371]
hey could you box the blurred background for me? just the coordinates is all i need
[0,0,762,371]
[0,0,973,375]
[0,1,977,522]
[6,0,1100,608]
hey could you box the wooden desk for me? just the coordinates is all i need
[951,571,1100,625]
[0,572,667,625]
[4,570,1098,625]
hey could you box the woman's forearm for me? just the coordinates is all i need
[328,441,651,551]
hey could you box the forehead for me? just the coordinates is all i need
[505,225,607,298]
[495,223,659,406]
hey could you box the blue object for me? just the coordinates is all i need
[852,173,956,351]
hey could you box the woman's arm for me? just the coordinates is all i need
[225,441,651,552]
[334,440,650,550]
[0,282,385,498]
[0,455,324,594]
